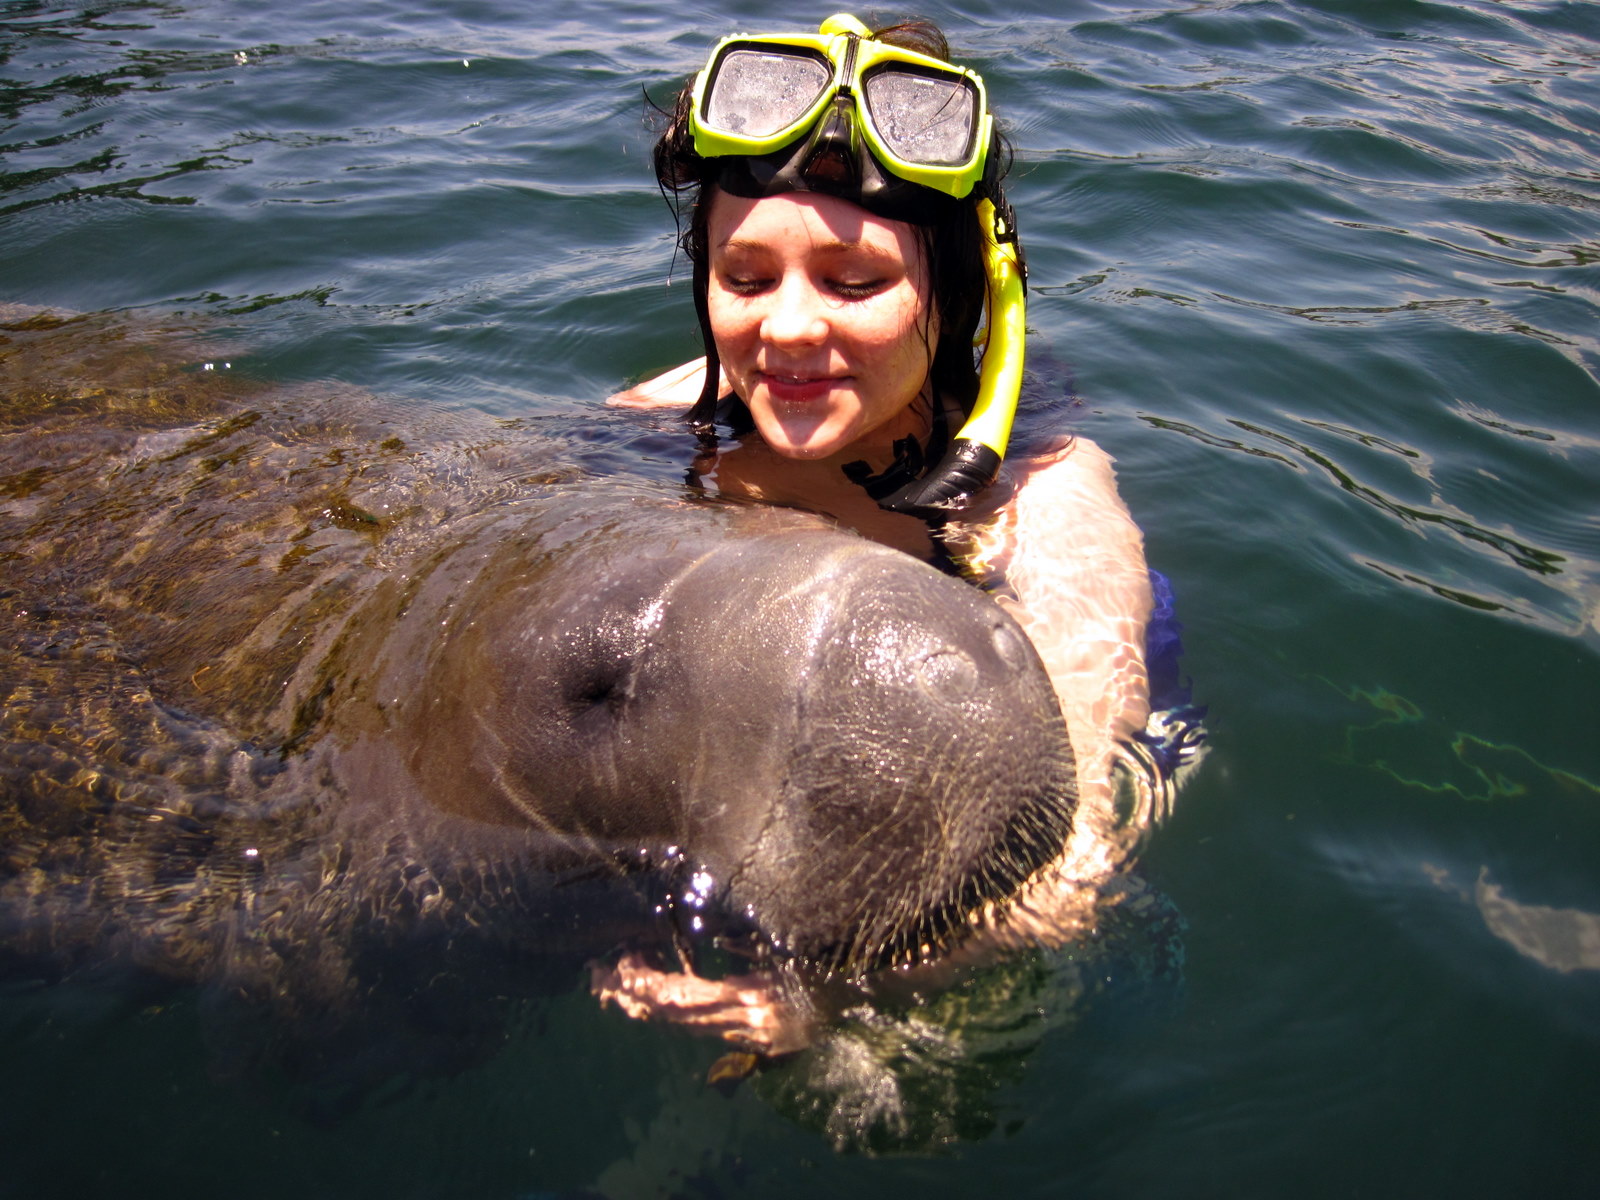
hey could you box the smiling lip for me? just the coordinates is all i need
[757,371,845,403]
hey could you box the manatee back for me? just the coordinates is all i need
[1,311,1077,989]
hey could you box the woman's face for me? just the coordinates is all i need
[706,188,938,461]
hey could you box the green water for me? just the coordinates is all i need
[3,0,1598,1196]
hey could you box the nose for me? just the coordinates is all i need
[760,271,829,348]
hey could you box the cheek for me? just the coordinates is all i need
[706,287,737,337]
[870,294,936,379]
[707,290,758,361]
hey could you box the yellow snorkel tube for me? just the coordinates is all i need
[877,197,1026,518]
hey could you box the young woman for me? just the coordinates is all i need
[600,15,1163,1053]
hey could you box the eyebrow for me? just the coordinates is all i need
[715,237,901,261]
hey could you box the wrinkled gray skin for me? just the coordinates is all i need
[0,312,1074,1071]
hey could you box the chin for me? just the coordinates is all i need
[771,436,844,461]
[753,412,855,461]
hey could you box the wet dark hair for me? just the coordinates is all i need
[650,18,1015,432]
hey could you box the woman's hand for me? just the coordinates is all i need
[590,951,813,1057]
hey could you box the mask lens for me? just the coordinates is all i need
[863,68,978,166]
[704,48,833,138]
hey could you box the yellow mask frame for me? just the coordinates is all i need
[689,13,994,201]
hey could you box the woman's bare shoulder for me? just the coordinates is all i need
[607,357,724,409]
[955,436,1142,574]
[971,433,1155,784]
[1011,435,1133,517]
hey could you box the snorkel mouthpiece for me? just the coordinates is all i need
[878,197,1026,518]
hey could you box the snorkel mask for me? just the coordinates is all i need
[687,13,1027,517]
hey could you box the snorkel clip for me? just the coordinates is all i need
[876,194,1026,520]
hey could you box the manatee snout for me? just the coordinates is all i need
[666,539,1076,972]
[399,503,1074,974]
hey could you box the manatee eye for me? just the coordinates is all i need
[915,648,979,699]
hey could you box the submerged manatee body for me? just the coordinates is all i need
[0,312,1075,1065]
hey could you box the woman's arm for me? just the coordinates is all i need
[945,437,1156,949]
[968,437,1152,768]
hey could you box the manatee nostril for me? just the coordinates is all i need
[569,672,624,717]
[991,622,1029,672]
[915,649,979,699]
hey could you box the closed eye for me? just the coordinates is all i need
[718,273,774,296]
[827,278,888,300]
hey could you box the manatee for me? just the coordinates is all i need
[0,311,1075,1068]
